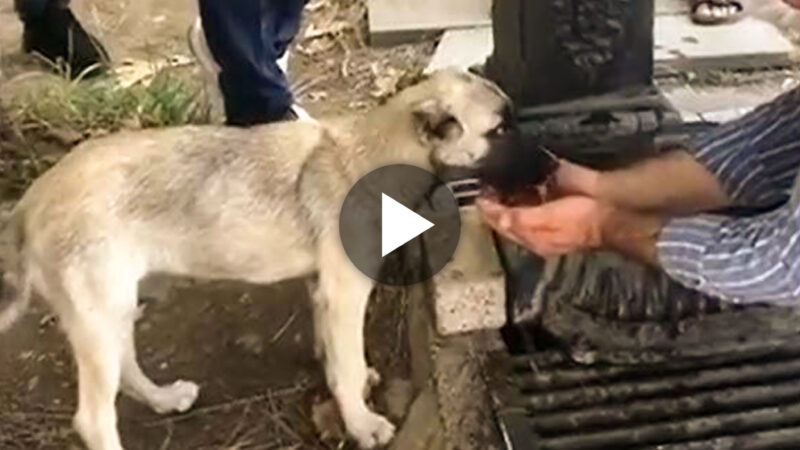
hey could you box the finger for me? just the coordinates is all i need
[490,224,526,248]
[482,213,504,233]
[479,205,508,231]
[511,229,569,256]
[510,206,555,230]
[502,228,558,256]
[477,196,507,213]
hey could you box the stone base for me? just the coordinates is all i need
[430,207,506,336]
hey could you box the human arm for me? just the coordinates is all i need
[479,192,800,304]
[558,87,800,216]
[555,151,732,215]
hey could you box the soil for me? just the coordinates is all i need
[0,0,437,448]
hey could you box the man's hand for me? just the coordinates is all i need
[478,195,664,264]
[478,196,611,257]
[549,152,730,215]
[551,158,602,198]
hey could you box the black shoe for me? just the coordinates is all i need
[19,0,109,78]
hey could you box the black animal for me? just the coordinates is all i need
[477,129,559,205]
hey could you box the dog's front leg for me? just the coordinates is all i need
[316,233,395,449]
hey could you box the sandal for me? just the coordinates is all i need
[690,0,744,25]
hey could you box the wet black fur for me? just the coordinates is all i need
[477,129,559,201]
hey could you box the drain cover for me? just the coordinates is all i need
[487,340,800,450]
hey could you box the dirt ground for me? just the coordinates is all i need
[0,0,437,448]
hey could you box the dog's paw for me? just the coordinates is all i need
[153,380,200,414]
[349,412,395,449]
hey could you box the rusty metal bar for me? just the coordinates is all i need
[540,401,800,450]
[531,379,800,434]
[516,358,800,412]
[647,426,800,450]
[509,351,572,371]
[509,336,800,382]
[518,348,800,392]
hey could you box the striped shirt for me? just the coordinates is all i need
[657,86,800,305]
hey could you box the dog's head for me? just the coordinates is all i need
[392,69,515,170]
[393,69,558,200]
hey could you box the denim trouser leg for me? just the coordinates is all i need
[14,0,53,21]
[198,0,305,126]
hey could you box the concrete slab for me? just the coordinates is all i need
[427,16,796,75]
[367,0,490,36]
[425,27,493,74]
[656,0,688,16]
[654,16,796,73]
[430,207,505,336]
[662,77,798,122]
[369,0,686,39]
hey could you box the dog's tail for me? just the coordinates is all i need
[0,209,31,333]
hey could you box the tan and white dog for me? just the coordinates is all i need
[0,70,512,450]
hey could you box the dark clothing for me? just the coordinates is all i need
[658,86,800,304]
[14,0,50,21]
[15,0,108,78]
[198,0,305,126]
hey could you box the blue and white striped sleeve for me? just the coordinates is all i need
[689,86,800,207]
[656,86,800,304]
[658,201,800,304]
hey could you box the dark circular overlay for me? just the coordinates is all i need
[339,164,461,286]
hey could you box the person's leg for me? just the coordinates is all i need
[14,0,50,21]
[198,0,304,126]
[273,0,305,61]
[14,0,108,78]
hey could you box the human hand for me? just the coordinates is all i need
[477,195,613,257]
[551,158,602,199]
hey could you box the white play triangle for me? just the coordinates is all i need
[381,193,435,257]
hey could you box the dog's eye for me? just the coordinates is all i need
[488,124,509,138]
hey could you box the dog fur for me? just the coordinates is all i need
[0,69,512,450]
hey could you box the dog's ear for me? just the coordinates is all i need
[412,100,464,146]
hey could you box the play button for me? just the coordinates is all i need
[381,194,434,257]
[339,164,461,286]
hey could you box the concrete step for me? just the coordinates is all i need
[425,16,795,75]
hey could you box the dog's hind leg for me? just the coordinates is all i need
[316,234,395,449]
[58,271,129,450]
[120,322,199,414]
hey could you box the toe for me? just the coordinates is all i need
[696,3,712,18]
[172,380,200,412]
[373,417,395,445]
[351,413,396,449]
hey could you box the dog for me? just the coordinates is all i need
[0,69,513,450]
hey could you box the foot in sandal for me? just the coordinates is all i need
[690,0,744,25]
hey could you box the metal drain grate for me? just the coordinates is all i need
[487,340,800,450]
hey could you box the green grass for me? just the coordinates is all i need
[5,69,211,136]
[0,68,212,200]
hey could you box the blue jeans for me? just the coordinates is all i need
[14,0,51,21]
[198,0,305,126]
[14,0,108,77]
